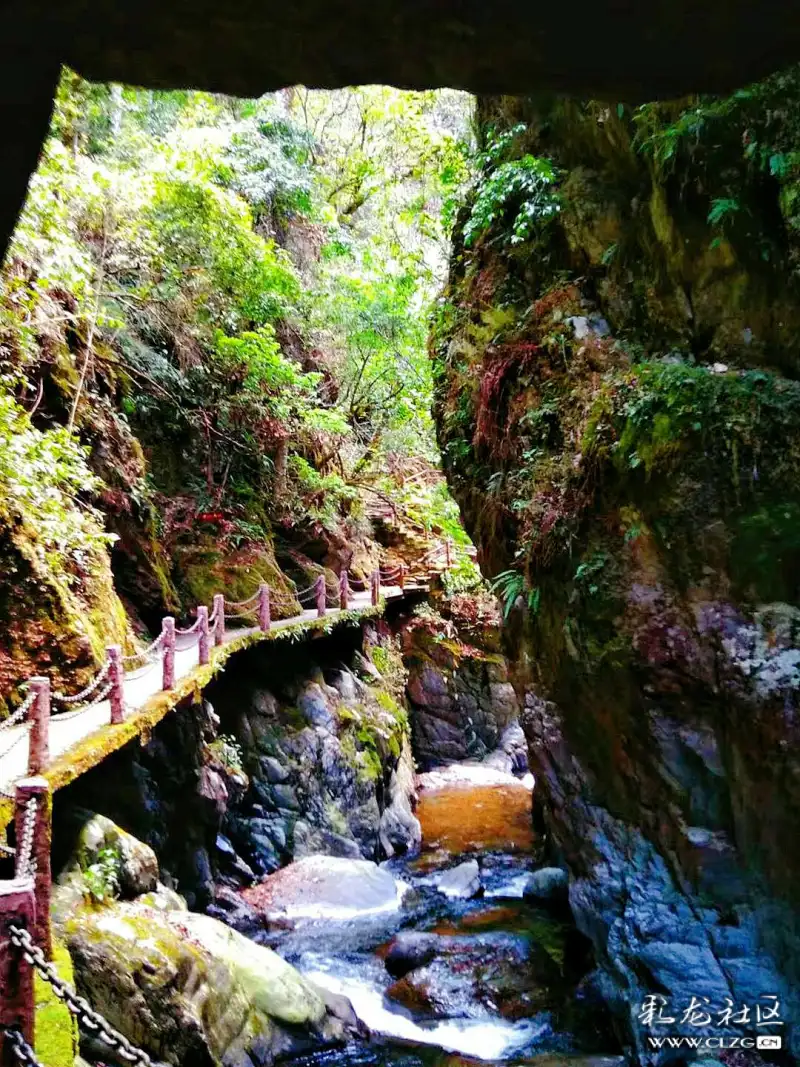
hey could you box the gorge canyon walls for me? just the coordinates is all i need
[433,86,800,1060]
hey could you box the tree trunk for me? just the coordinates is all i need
[274,439,289,503]
[109,83,123,139]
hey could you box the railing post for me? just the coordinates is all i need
[26,678,49,776]
[399,563,406,592]
[258,584,271,632]
[107,646,124,725]
[371,569,381,607]
[339,570,349,610]
[162,617,175,691]
[212,595,225,646]
[445,539,452,569]
[14,778,52,960]
[315,574,326,618]
[198,606,210,666]
[0,878,36,1057]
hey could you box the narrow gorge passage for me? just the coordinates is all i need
[270,767,594,1064]
[44,596,618,1067]
[4,50,800,1067]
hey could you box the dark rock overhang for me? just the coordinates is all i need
[2,1,800,260]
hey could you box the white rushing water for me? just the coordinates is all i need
[301,957,550,1061]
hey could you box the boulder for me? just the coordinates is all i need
[523,867,570,902]
[242,854,405,919]
[69,813,158,898]
[261,756,290,784]
[293,822,362,860]
[61,899,354,1065]
[483,721,530,776]
[137,885,186,912]
[379,796,421,858]
[435,859,482,899]
[298,682,338,732]
[385,932,553,1021]
[384,932,441,979]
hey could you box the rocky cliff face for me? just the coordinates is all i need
[433,81,800,1061]
[213,624,420,889]
[401,598,524,770]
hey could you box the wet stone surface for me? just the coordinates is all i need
[240,767,620,1065]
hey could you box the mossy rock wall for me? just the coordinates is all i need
[433,82,800,1060]
[0,521,134,711]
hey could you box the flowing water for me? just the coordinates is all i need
[256,766,616,1067]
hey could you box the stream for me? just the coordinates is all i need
[253,766,618,1067]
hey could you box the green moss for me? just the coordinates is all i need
[175,541,301,620]
[280,705,306,731]
[35,938,78,1067]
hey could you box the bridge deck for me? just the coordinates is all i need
[0,584,420,830]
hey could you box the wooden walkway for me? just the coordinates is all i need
[0,583,417,824]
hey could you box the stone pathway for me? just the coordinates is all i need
[0,585,412,797]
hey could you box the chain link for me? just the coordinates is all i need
[121,632,165,667]
[175,618,201,636]
[52,681,113,722]
[226,590,260,609]
[223,607,257,620]
[15,798,37,878]
[52,660,111,706]
[4,1028,43,1067]
[9,926,153,1067]
[0,691,37,733]
[0,725,33,791]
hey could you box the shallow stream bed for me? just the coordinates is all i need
[252,766,619,1067]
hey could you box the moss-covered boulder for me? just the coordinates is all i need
[68,812,159,898]
[61,900,354,1066]
[52,815,357,1066]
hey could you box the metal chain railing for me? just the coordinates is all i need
[0,554,434,799]
[121,632,165,668]
[226,590,260,610]
[223,605,257,621]
[9,925,153,1067]
[15,798,37,878]
[4,1027,42,1067]
[174,617,202,650]
[51,660,111,706]
[52,680,114,722]
[0,691,36,733]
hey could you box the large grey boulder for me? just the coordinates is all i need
[242,854,405,919]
